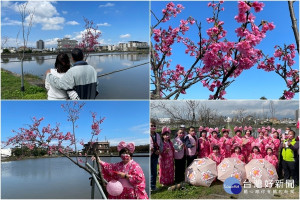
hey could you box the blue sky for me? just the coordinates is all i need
[151,1,299,100]
[1,1,149,48]
[1,101,150,148]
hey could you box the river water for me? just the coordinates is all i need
[1,156,150,199]
[1,53,149,99]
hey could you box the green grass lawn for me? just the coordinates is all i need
[1,69,47,99]
[151,163,299,199]
[151,180,299,199]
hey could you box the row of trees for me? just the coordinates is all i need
[151,1,299,99]
[150,100,296,129]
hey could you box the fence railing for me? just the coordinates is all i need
[86,161,107,199]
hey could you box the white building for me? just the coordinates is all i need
[1,148,12,157]
[57,38,78,51]
[119,43,128,51]
[158,118,171,124]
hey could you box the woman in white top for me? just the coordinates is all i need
[45,53,79,100]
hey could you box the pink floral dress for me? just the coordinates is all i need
[242,136,255,158]
[208,153,224,166]
[231,152,246,163]
[253,137,265,157]
[265,154,278,168]
[159,141,175,185]
[271,138,281,157]
[100,160,148,199]
[219,136,233,158]
[209,136,220,152]
[198,137,210,158]
[248,152,263,162]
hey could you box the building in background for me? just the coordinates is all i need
[36,40,44,49]
[57,38,78,51]
[83,141,110,155]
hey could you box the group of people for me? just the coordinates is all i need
[150,121,299,191]
[45,48,98,100]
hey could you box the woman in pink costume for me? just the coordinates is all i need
[231,146,246,163]
[208,145,224,166]
[208,128,220,153]
[232,126,244,154]
[98,141,148,199]
[198,129,210,158]
[262,126,271,146]
[253,131,266,157]
[264,147,278,168]
[159,126,175,186]
[219,128,233,158]
[242,126,255,160]
[248,146,263,162]
[270,128,281,157]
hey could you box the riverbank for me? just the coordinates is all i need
[1,69,47,99]
[1,50,149,58]
[2,153,150,162]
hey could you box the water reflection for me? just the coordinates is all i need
[1,156,149,199]
[1,53,149,99]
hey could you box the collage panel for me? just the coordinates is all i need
[1,100,150,199]
[1,0,300,200]
[150,1,299,100]
[150,100,299,199]
[1,1,149,100]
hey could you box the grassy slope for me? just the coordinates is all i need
[1,69,47,99]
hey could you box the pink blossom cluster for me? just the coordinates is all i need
[91,112,105,136]
[258,44,298,100]
[152,1,296,99]
[162,2,184,22]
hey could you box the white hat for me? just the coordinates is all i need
[180,125,185,128]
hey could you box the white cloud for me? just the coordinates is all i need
[97,22,111,27]
[66,21,79,25]
[62,11,68,14]
[44,38,60,46]
[99,3,115,8]
[11,1,65,31]
[120,34,131,38]
[64,34,72,38]
[2,18,21,26]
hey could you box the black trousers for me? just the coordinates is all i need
[186,155,197,168]
[175,156,186,183]
[282,160,298,184]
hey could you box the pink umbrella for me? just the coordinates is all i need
[185,158,217,187]
[217,158,246,184]
[245,159,278,188]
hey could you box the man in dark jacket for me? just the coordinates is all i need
[46,48,98,99]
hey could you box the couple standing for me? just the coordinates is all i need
[45,48,98,100]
